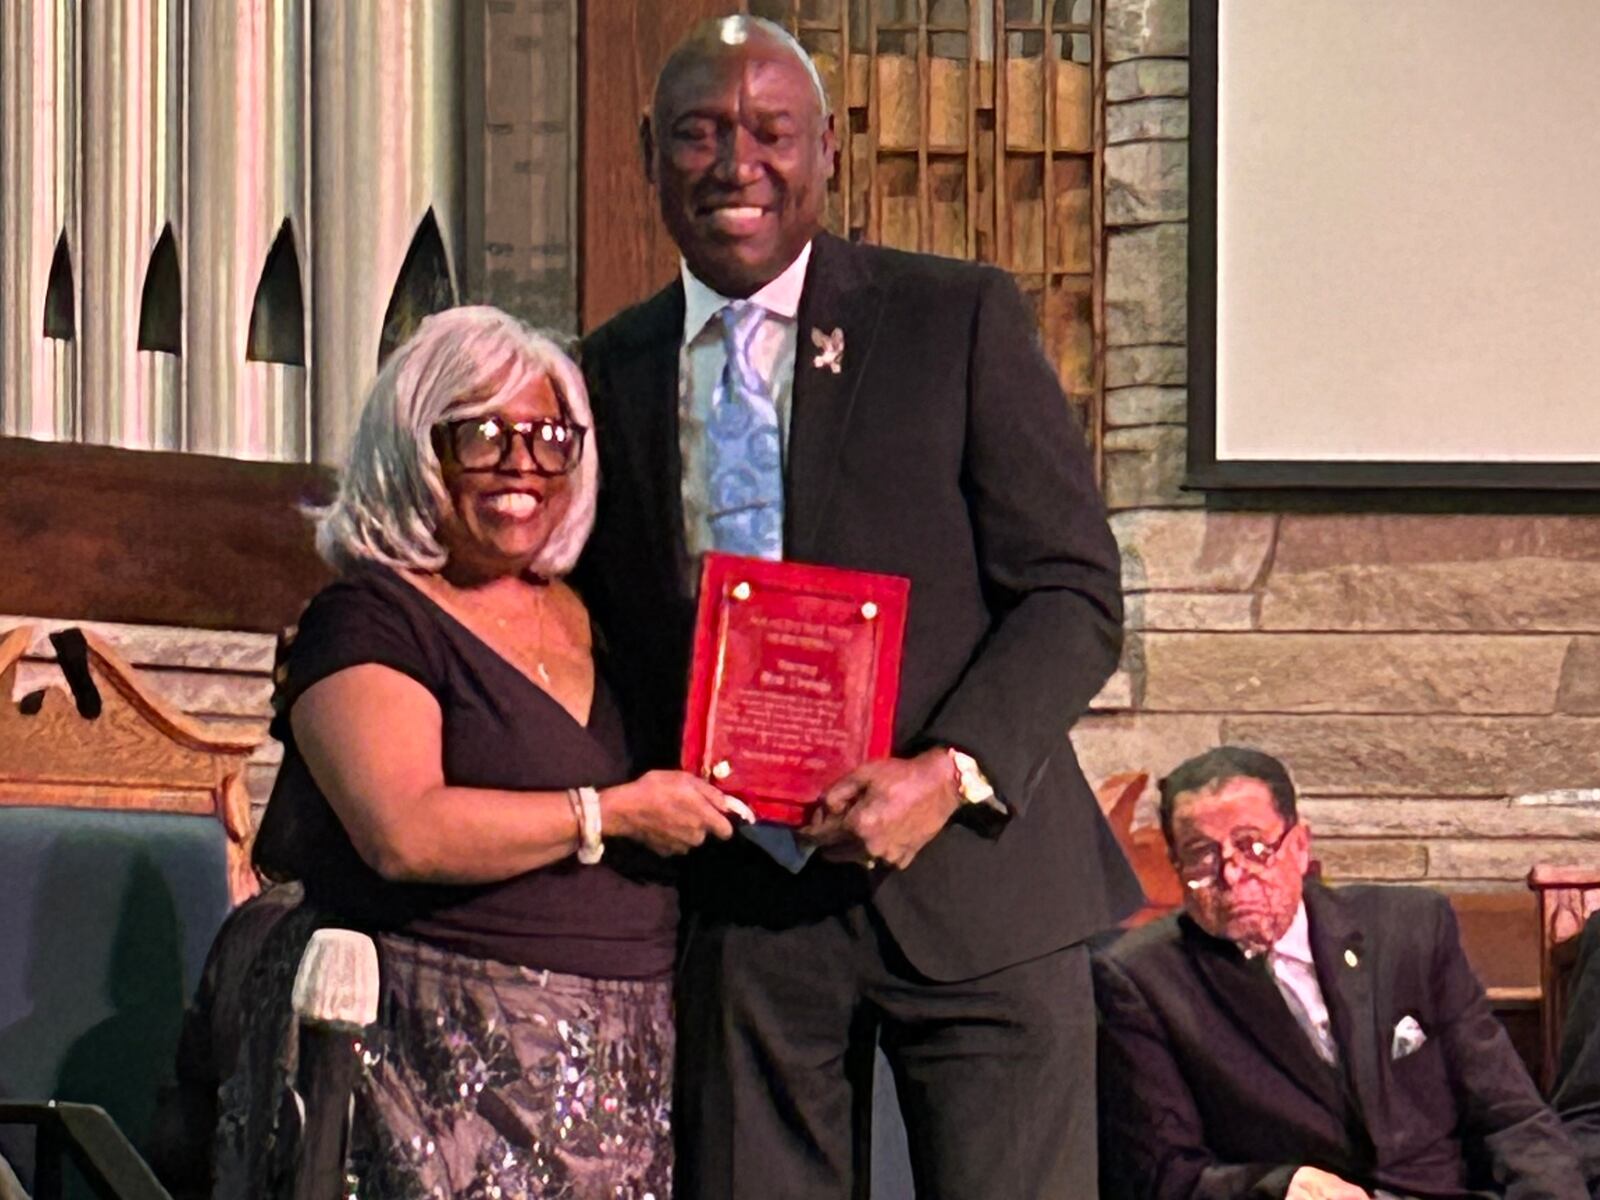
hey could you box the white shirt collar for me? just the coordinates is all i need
[1270,900,1314,965]
[680,240,814,345]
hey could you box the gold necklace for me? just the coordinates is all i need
[451,578,554,686]
[527,587,552,686]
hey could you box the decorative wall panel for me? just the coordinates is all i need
[80,0,185,451]
[0,0,80,442]
[309,0,463,463]
[186,0,310,462]
[748,0,1102,454]
[0,0,470,468]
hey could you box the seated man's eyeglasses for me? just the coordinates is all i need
[437,414,587,476]
[1173,823,1297,891]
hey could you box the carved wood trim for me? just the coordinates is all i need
[0,625,34,680]
[0,783,216,815]
[0,622,263,905]
[220,770,258,904]
[77,629,262,756]
[1529,864,1600,1090]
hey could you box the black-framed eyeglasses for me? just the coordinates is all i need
[1173,822,1298,891]
[436,414,587,476]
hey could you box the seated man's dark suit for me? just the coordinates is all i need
[1095,880,1585,1200]
[1552,910,1600,1197]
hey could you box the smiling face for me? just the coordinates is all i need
[434,372,577,580]
[646,21,835,298]
[1171,775,1311,954]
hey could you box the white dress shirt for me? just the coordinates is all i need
[1268,901,1340,1066]
[677,241,813,563]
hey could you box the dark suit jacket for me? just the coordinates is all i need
[1094,882,1586,1200]
[1552,911,1600,1197]
[147,882,304,1200]
[577,232,1142,981]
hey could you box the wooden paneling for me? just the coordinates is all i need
[579,0,729,331]
[0,436,333,633]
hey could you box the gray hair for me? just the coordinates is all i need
[314,306,597,579]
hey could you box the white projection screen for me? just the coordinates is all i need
[1187,1,1600,489]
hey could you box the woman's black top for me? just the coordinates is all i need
[253,563,676,980]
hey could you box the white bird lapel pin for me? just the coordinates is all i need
[811,326,845,374]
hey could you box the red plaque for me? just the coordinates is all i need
[681,552,910,827]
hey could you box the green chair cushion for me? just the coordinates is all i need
[0,806,232,1154]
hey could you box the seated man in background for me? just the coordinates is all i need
[1095,746,1585,1200]
[1553,910,1600,1198]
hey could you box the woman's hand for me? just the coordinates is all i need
[601,771,737,856]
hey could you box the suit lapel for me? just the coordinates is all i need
[785,233,891,560]
[611,282,691,599]
[1181,917,1350,1118]
[1306,883,1382,1131]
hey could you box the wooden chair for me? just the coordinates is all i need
[1442,889,1543,1083]
[1528,865,1600,1091]
[0,623,260,1195]
[0,624,258,896]
[1100,771,1186,927]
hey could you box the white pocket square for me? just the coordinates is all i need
[1391,1014,1427,1060]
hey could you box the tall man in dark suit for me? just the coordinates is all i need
[1095,746,1586,1200]
[577,14,1140,1198]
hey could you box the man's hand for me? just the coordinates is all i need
[1285,1166,1371,1200]
[800,748,960,870]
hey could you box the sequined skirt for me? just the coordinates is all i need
[348,935,674,1200]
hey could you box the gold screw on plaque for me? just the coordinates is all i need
[731,582,752,601]
[711,760,732,780]
[860,601,879,620]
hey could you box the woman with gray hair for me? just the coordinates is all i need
[245,306,735,1198]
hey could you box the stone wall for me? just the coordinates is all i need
[1074,0,1600,890]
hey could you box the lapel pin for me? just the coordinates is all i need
[811,326,845,374]
[1343,949,1359,968]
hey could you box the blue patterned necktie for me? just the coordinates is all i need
[706,301,813,871]
[706,301,784,560]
